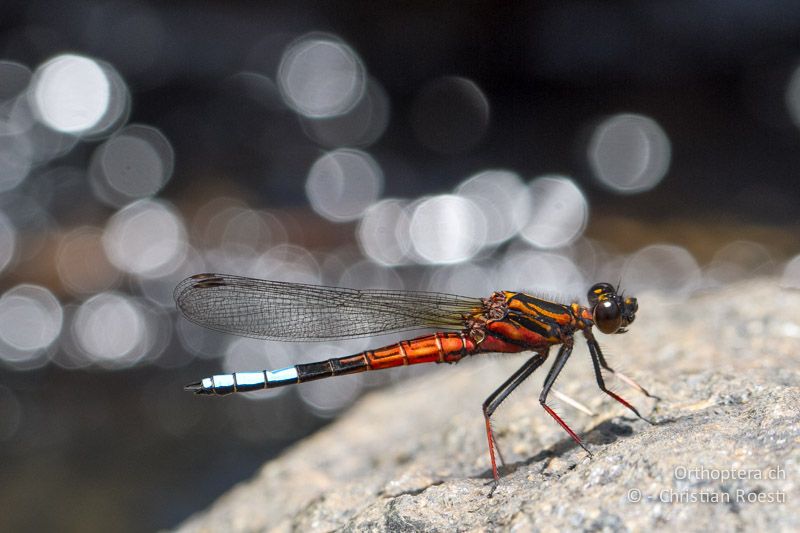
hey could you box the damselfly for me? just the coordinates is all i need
[177,273,656,494]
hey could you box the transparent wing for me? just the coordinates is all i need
[174,273,483,341]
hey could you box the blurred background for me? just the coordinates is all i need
[2,1,800,531]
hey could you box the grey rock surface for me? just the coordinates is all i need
[177,279,799,532]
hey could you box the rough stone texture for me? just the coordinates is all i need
[177,279,799,532]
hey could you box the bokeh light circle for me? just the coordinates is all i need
[704,240,774,287]
[623,244,701,297]
[90,124,174,206]
[588,113,671,194]
[456,169,530,246]
[102,199,187,278]
[306,149,383,222]
[250,244,321,285]
[30,54,112,134]
[409,195,486,264]
[218,207,281,257]
[495,249,585,297]
[278,35,366,118]
[302,78,390,147]
[72,292,148,368]
[356,199,412,266]
[520,175,588,249]
[0,284,62,368]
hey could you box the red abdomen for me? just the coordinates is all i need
[365,332,477,369]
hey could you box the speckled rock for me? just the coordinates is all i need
[177,279,799,532]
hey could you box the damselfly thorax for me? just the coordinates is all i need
[177,274,655,495]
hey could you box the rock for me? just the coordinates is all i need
[177,279,799,532]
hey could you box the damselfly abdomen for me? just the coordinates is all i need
[177,273,657,494]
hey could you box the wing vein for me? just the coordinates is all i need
[174,273,482,341]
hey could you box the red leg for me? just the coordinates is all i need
[539,343,592,455]
[481,351,548,496]
[584,332,655,424]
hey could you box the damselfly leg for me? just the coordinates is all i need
[585,330,655,424]
[586,330,661,401]
[178,274,656,496]
[482,342,597,497]
[482,351,548,496]
[483,335,656,496]
[538,341,593,456]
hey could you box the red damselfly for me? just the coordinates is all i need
[177,273,657,494]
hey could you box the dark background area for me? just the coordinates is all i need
[1,2,799,531]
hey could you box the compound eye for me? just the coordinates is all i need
[593,299,622,334]
[588,282,615,306]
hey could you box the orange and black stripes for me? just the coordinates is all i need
[505,292,574,325]
[477,292,581,349]
[182,275,651,498]
[293,332,477,382]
